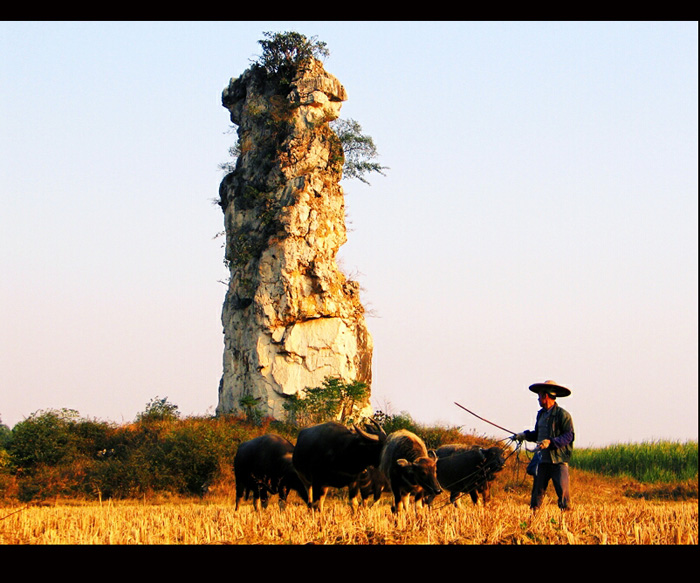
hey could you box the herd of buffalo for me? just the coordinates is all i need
[233,419,507,513]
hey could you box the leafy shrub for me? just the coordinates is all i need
[330,118,387,185]
[283,377,369,426]
[135,396,180,424]
[79,414,257,499]
[254,31,329,77]
[158,418,239,495]
[372,410,420,435]
[0,420,11,449]
[7,409,81,470]
[238,395,265,426]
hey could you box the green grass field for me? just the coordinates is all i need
[571,440,698,483]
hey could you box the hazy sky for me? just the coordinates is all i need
[1,21,697,447]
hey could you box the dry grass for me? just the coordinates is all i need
[1,478,696,545]
[1,466,696,545]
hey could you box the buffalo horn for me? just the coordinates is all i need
[353,423,380,442]
[366,417,387,438]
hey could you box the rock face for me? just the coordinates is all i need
[216,58,373,420]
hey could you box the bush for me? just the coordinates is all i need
[330,118,387,185]
[372,410,420,435]
[238,395,265,426]
[158,418,239,495]
[135,396,180,424]
[79,414,255,499]
[7,409,81,470]
[0,421,11,449]
[254,30,329,77]
[283,377,369,426]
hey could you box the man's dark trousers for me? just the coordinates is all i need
[530,462,570,510]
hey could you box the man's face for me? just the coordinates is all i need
[538,391,555,409]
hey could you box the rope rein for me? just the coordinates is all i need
[427,402,543,507]
[427,436,540,510]
[427,443,515,510]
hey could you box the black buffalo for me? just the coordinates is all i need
[292,420,387,511]
[378,429,442,513]
[433,444,506,506]
[234,433,308,510]
[347,465,389,507]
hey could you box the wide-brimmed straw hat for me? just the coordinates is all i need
[529,380,571,398]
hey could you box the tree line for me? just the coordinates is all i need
[0,383,484,504]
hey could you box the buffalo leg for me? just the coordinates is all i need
[252,488,262,511]
[391,489,412,513]
[481,485,491,505]
[235,483,248,510]
[348,490,361,513]
[314,485,329,512]
[305,482,328,512]
[348,482,362,512]
[390,487,401,513]
[278,486,289,510]
[260,489,270,510]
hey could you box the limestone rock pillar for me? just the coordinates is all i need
[215,58,373,421]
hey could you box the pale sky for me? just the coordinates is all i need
[1,21,697,447]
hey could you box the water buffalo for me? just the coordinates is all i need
[379,429,442,513]
[347,465,389,507]
[234,433,308,510]
[433,444,506,507]
[292,420,387,512]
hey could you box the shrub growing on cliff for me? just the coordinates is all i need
[283,377,369,426]
[330,118,387,185]
[220,117,387,186]
[254,30,329,77]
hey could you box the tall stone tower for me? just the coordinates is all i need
[215,56,373,421]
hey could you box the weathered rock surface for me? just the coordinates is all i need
[216,58,373,420]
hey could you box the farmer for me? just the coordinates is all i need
[514,380,575,512]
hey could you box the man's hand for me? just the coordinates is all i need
[514,432,527,442]
[538,439,551,450]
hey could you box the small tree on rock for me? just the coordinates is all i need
[254,30,330,77]
[283,377,369,426]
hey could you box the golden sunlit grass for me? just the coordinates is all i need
[1,472,696,545]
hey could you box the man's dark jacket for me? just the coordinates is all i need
[523,403,574,464]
